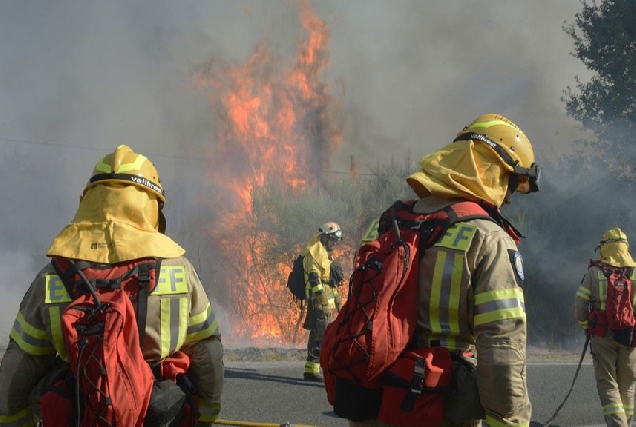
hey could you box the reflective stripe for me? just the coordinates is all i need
[435,224,477,251]
[603,402,625,415]
[469,118,518,131]
[625,403,634,416]
[45,274,71,303]
[48,305,68,361]
[160,299,172,358]
[198,401,221,423]
[448,253,463,345]
[474,288,525,326]
[45,265,187,302]
[9,312,54,356]
[485,414,529,427]
[305,361,320,374]
[578,320,588,328]
[311,283,323,294]
[576,285,591,301]
[159,296,188,359]
[186,304,219,344]
[152,266,188,295]
[428,251,464,350]
[0,407,37,427]
[174,297,188,351]
[95,152,146,173]
[597,271,607,310]
[429,251,446,336]
[361,218,380,243]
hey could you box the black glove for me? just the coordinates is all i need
[330,263,344,287]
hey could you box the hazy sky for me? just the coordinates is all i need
[0,0,591,339]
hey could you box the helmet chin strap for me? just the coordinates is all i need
[158,209,167,234]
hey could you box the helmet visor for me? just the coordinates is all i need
[333,229,343,240]
[512,163,540,194]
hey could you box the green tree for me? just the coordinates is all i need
[563,0,636,177]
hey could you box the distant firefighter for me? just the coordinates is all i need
[302,222,344,382]
[575,227,636,427]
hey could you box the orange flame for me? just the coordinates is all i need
[193,0,344,346]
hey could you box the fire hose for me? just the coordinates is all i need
[214,419,320,427]
[542,334,590,427]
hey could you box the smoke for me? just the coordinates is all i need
[0,0,594,342]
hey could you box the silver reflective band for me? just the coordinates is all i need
[334,230,343,239]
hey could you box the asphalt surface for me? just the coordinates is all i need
[217,359,609,427]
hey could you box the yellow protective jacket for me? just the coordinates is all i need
[302,233,336,314]
[0,255,223,427]
[410,197,531,427]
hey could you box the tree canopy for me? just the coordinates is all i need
[563,0,636,175]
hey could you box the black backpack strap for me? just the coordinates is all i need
[399,355,426,412]
[137,258,162,346]
[51,258,102,305]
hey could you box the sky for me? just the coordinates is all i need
[0,0,592,342]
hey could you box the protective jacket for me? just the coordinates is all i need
[410,196,531,427]
[302,233,336,313]
[0,256,223,427]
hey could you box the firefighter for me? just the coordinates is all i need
[302,222,343,381]
[348,113,539,427]
[0,145,224,426]
[574,228,636,427]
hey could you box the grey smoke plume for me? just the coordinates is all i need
[0,0,590,343]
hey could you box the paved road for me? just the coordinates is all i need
[217,359,610,427]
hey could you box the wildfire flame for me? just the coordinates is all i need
[193,0,345,346]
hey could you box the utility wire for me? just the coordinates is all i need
[0,135,378,175]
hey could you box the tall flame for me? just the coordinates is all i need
[193,0,343,345]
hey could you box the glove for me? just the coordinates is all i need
[334,292,342,311]
[330,263,344,287]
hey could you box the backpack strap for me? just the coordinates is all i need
[51,256,162,343]
[589,259,632,280]
[385,199,523,248]
[51,258,103,305]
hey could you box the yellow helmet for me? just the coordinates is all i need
[83,144,165,204]
[600,228,629,246]
[319,222,343,240]
[454,113,540,194]
[598,227,636,267]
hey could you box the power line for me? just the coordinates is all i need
[0,135,376,175]
[0,135,201,161]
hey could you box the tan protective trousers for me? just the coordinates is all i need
[590,335,636,427]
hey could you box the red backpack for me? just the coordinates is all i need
[588,259,636,346]
[320,199,510,421]
[47,256,160,427]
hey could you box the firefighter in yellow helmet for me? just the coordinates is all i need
[348,114,539,427]
[302,221,344,381]
[0,145,224,426]
[575,228,636,427]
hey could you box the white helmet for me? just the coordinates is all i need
[319,222,342,241]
